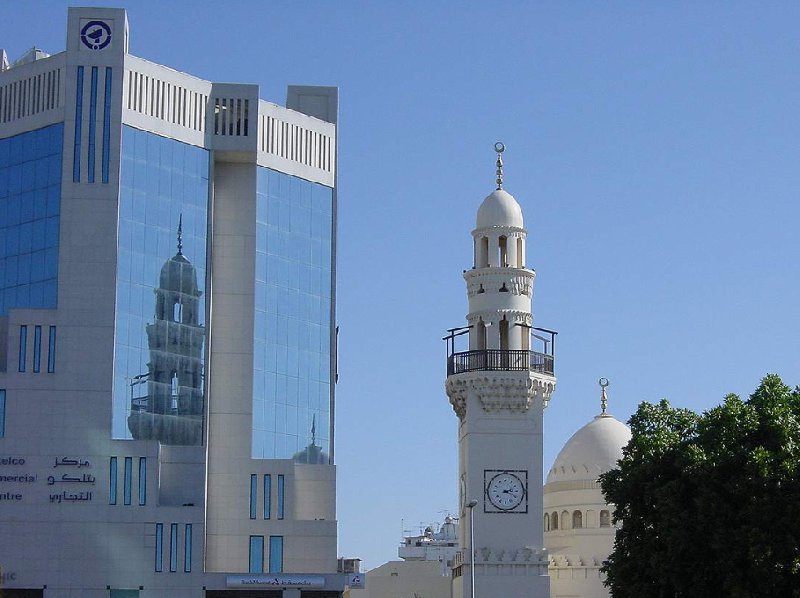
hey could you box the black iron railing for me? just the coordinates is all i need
[447,349,554,376]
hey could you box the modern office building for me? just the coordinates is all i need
[0,7,353,597]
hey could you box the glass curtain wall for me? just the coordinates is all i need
[0,123,63,315]
[112,126,209,444]
[253,167,333,462]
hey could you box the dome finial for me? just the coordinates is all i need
[599,377,609,415]
[177,214,183,255]
[494,141,505,190]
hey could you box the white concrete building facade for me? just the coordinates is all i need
[0,7,349,598]
[445,146,556,598]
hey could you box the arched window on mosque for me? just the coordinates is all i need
[600,510,611,527]
[551,511,559,530]
[544,512,550,532]
[572,510,583,529]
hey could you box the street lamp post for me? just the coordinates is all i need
[466,499,478,598]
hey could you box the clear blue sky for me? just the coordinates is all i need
[4,1,799,570]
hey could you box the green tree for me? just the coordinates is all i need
[600,374,800,598]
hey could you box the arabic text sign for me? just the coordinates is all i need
[226,575,326,588]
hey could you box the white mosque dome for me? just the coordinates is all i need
[476,189,524,229]
[546,413,631,484]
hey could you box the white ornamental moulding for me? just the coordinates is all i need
[475,546,549,565]
[466,310,532,326]
[446,375,554,415]
[477,376,533,413]
[471,225,527,237]
[464,270,534,298]
[445,378,468,418]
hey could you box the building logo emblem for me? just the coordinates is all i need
[80,20,112,50]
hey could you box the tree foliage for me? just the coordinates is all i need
[600,374,800,598]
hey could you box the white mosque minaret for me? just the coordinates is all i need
[445,143,557,598]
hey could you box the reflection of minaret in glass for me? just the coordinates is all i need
[292,414,329,464]
[128,218,205,445]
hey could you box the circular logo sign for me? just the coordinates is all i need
[80,20,112,50]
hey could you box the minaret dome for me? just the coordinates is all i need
[476,188,524,229]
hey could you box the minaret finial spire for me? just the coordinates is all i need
[494,141,505,190]
[599,377,609,415]
[311,413,316,446]
[177,214,183,255]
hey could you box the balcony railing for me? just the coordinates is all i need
[447,349,554,376]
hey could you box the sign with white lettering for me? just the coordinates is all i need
[226,575,326,588]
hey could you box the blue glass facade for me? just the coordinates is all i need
[0,123,62,316]
[113,126,209,442]
[253,167,333,461]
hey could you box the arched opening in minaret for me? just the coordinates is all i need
[478,237,489,268]
[499,319,509,351]
[516,237,524,267]
[521,325,530,351]
[476,320,487,350]
[498,235,508,267]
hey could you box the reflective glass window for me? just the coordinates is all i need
[0,389,5,438]
[253,168,334,461]
[88,66,98,183]
[155,523,163,572]
[73,66,83,182]
[263,474,271,519]
[249,474,257,519]
[138,457,146,505]
[268,535,284,573]
[123,456,132,505]
[113,126,209,444]
[184,524,192,572]
[249,536,264,574]
[18,325,27,372]
[277,474,285,520]
[109,456,117,505]
[47,325,56,372]
[102,67,112,184]
[33,324,41,372]
[0,124,62,316]
[169,523,178,572]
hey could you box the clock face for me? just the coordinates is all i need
[484,470,527,512]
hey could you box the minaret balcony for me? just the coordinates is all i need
[447,349,554,376]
